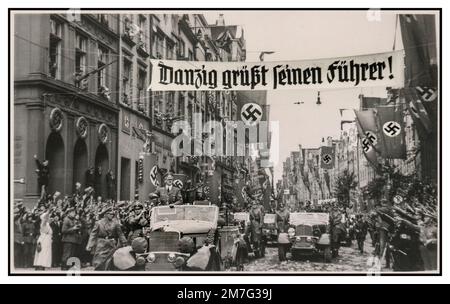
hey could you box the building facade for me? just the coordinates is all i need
[14,13,120,206]
[14,12,270,209]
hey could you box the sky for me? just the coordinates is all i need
[201,10,404,181]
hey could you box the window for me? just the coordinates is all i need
[178,40,185,58]
[177,93,185,117]
[75,33,87,74]
[153,35,163,58]
[97,14,109,27]
[188,50,194,61]
[166,42,174,60]
[137,68,147,113]
[153,92,162,112]
[97,45,109,93]
[122,57,132,104]
[49,18,62,79]
[137,15,147,50]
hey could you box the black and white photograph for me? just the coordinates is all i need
[8,8,441,275]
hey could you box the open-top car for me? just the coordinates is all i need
[232,212,250,233]
[262,213,278,244]
[145,204,220,271]
[283,212,332,263]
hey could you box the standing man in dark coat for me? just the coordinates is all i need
[61,208,82,270]
[95,166,103,198]
[248,200,265,257]
[22,213,38,268]
[34,154,49,195]
[86,207,127,270]
[354,214,369,253]
[50,214,62,267]
[152,173,183,205]
[105,170,116,201]
[85,167,95,192]
[126,203,149,244]
[14,208,25,268]
[275,202,290,233]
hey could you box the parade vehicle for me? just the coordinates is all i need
[232,212,250,233]
[143,204,219,271]
[282,212,332,262]
[132,204,241,271]
[262,213,278,245]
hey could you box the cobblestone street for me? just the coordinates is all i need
[243,240,380,273]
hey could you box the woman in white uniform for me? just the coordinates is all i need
[34,210,53,269]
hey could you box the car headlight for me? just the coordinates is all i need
[135,256,146,266]
[174,256,185,268]
[167,253,176,263]
[306,236,312,242]
[288,228,295,238]
[147,253,156,263]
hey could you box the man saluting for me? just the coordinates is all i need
[152,173,183,205]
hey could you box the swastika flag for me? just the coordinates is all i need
[405,87,432,134]
[375,105,406,159]
[354,109,382,171]
[320,146,335,169]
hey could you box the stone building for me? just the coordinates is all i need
[14,13,120,206]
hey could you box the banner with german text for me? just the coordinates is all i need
[148,51,404,91]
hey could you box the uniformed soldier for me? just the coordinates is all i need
[354,214,368,253]
[248,200,265,258]
[22,213,38,268]
[61,208,82,270]
[275,202,290,233]
[126,202,148,243]
[86,207,127,270]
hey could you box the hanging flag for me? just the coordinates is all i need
[320,146,335,169]
[340,120,354,130]
[399,14,436,87]
[360,96,387,109]
[146,153,160,194]
[386,88,400,104]
[415,86,437,103]
[354,118,380,170]
[172,173,188,190]
[405,88,432,133]
[375,105,406,159]
[354,109,384,155]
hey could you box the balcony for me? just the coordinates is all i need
[98,85,111,101]
[122,18,137,46]
[122,93,129,105]
[137,39,150,58]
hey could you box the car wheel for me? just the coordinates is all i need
[324,247,332,263]
[278,245,287,261]
[332,248,339,258]
[346,238,352,247]
[260,243,266,257]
